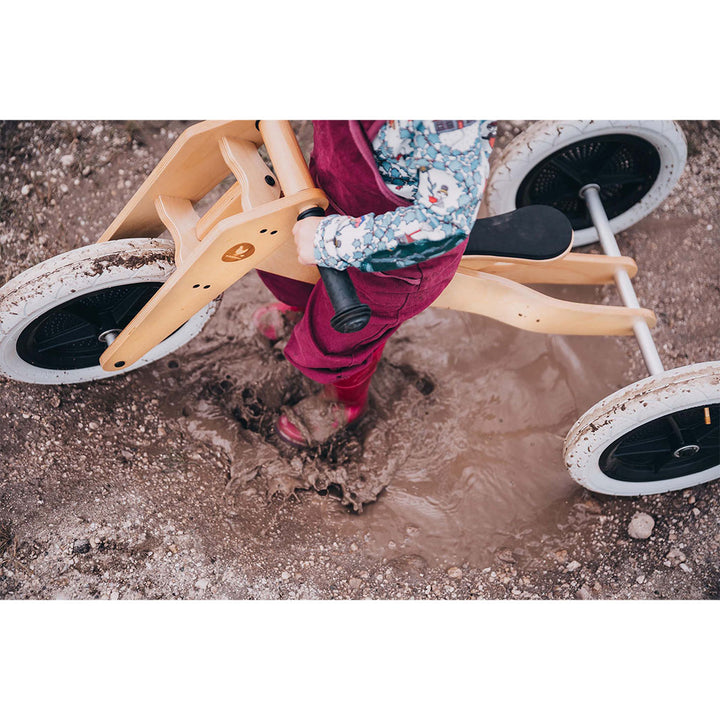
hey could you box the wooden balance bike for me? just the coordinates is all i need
[0,120,717,498]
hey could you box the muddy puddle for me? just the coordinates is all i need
[141,272,633,569]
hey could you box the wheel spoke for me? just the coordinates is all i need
[596,173,650,187]
[588,143,620,171]
[548,157,586,186]
[36,322,98,353]
[106,284,155,325]
[694,426,720,444]
[613,447,673,459]
[612,434,671,455]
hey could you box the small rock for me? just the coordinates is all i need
[195,578,209,590]
[72,539,91,555]
[60,154,75,168]
[21,184,32,196]
[692,508,700,517]
[82,166,92,176]
[49,395,61,408]
[110,590,120,601]
[348,577,362,590]
[566,560,581,572]
[628,512,655,539]
[92,124,104,136]
[679,563,692,574]
[447,566,463,579]
[636,575,645,584]
[575,586,592,600]
[281,571,290,580]
[665,548,686,566]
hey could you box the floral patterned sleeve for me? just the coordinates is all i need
[313,120,496,272]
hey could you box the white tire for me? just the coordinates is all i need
[0,238,219,384]
[564,362,720,496]
[485,120,687,246]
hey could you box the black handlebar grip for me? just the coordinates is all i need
[296,207,371,333]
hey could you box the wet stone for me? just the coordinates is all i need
[575,586,592,600]
[72,539,91,555]
[628,513,655,539]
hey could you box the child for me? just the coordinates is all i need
[255,120,496,447]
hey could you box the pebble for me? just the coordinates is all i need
[60,154,75,168]
[72,539,91,554]
[636,575,645,584]
[566,560,581,572]
[679,563,692,574]
[348,577,362,589]
[110,590,119,600]
[447,566,463,579]
[195,578,209,590]
[575,586,592,600]
[628,512,655,539]
[21,184,32,196]
[281,571,290,580]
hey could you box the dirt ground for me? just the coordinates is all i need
[0,120,719,600]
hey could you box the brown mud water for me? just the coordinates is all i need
[159,274,630,569]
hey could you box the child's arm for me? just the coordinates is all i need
[311,120,495,272]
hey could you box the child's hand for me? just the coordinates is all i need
[292,217,322,265]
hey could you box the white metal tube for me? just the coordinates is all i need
[580,184,665,376]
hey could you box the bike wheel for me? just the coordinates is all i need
[0,238,219,384]
[485,120,687,246]
[564,362,720,495]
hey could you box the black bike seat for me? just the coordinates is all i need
[465,205,574,261]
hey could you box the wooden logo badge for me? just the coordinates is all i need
[222,243,255,262]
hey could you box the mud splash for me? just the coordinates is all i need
[148,274,632,567]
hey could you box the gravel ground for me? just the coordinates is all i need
[0,120,719,600]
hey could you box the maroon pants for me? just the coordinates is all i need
[257,237,467,384]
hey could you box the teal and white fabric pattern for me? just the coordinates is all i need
[314,120,496,272]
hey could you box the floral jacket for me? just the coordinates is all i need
[313,120,496,272]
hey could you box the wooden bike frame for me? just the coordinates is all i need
[96,120,655,372]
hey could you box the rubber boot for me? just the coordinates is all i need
[251,301,303,341]
[275,344,384,448]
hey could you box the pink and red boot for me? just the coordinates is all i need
[275,345,384,448]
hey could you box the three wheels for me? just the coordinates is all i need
[1,120,716,497]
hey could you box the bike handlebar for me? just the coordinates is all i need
[296,207,371,333]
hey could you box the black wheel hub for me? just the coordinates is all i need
[599,404,720,482]
[516,134,662,231]
[17,282,163,370]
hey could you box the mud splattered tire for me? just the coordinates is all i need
[0,238,219,384]
[485,120,687,246]
[564,362,720,495]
